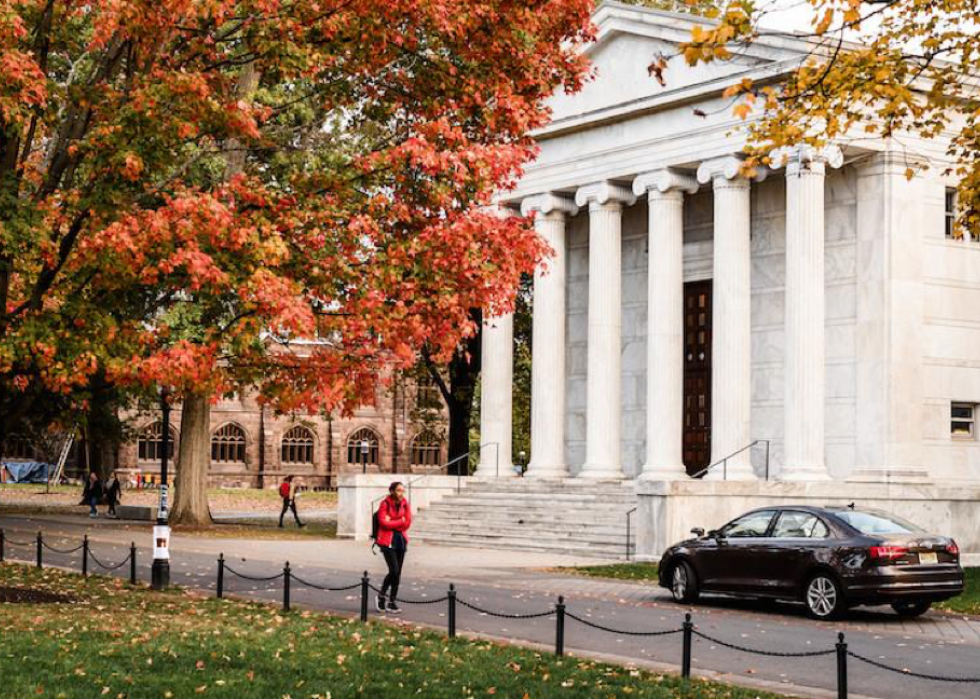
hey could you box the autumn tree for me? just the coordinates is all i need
[0,0,595,522]
[678,0,980,233]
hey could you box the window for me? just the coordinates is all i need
[952,402,976,439]
[416,374,442,410]
[945,188,958,239]
[772,512,830,539]
[720,510,775,538]
[346,428,379,466]
[138,422,176,462]
[211,424,246,464]
[832,509,923,535]
[410,431,442,467]
[4,434,35,460]
[281,426,314,465]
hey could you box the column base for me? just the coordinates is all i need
[638,465,688,481]
[577,465,625,480]
[526,466,570,479]
[472,464,517,479]
[704,466,757,481]
[779,466,832,482]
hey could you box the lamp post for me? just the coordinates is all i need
[518,450,527,477]
[360,439,369,474]
[151,386,172,590]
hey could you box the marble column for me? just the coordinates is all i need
[476,312,515,478]
[772,145,842,481]
[696,157,762,480]
[633,169,699,480]
[575,182,636,479]
[522,193,579,478]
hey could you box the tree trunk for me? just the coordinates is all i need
[170,393,211,527]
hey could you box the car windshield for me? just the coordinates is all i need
[832,509,923,535]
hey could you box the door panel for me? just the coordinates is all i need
[683,281,712,476]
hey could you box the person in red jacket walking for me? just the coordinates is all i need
[375,481,412,614]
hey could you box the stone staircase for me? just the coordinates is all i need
[411,479,638,560]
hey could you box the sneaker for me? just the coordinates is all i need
[89,513,97,518]
[298,522,306,528]
[387,601,402,614]
[375,595,386,613]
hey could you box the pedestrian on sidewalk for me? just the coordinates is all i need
[375,481,412,614]
[278,475,305,528]
[82,472,103,518]
[105,471,122,518]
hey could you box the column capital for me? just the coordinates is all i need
[770,144,843,177]
[520,192,579,218]
[632,169,699,198]
[574,181,637,209]
[696,155,767,186]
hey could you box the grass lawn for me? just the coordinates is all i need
[555,562,660,583]
[937,567,980,616]
[0,564,785,698]
[176,519,338,540]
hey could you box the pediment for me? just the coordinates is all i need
[547,3,808,124]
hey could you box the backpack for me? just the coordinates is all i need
[370,503,381,541]
[279,481,290,499]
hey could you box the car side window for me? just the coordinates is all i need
[721,511,775,538]
[772,512,830,539]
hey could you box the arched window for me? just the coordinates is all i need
[410,431,442,467]
[281,426,314,465]
[4,434,35,460]
[346,428,379,466]
[211,424,246,464]
[137,422,176,462]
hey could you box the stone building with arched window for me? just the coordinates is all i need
[114,377,447,489]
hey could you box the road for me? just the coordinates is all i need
[3,512,979,699]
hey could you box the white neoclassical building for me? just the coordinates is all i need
[470,3,980,556]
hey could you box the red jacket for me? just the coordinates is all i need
[376,495,411,548]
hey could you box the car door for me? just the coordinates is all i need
[764,511,833,596]
[697,510,777,594]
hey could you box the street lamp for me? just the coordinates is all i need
[151,386,172,590]
[360,439,369,474]
[517,450,527,477]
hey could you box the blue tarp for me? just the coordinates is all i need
[2,461,50,483]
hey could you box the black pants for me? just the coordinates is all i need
[380,545,406,601]
[279,498,301,526]
[107,497,117,515]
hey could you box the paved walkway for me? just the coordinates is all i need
[3,512,980,699]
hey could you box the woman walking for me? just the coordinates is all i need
[375,481,412,614]
[105,471,122,518]
[82,472,102,518]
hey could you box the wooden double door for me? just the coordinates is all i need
[682,281,712,476]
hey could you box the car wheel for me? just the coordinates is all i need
[891,600,931,618]
[804,573,844,620]
[670,560,700,604]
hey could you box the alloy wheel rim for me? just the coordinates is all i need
[806,577,837,617]
[672,565,687,600]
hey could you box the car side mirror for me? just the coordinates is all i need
[691,527,705,537]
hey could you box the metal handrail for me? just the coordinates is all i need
[691,439,770,480]
[625,507,637,561]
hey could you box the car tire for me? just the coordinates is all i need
[804,573,845,620]
[891,600,932,618]
[669,560,700,604]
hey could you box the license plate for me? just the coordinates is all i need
[918,552,938,565]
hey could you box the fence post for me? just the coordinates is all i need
[555,596,566,657]
[682,613,693,678]
[82,535,89,577]
[360,571,369,622]
[36,531,42,569]
[283,562,291,612]
[447,584,457,638]
[216,554,225,599]
[836,632,848,699]
[0,529,4,562]
[129,542,137,585]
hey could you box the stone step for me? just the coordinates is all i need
[423,495,637,507]
[415,513,633,530]
[414,533,632,559]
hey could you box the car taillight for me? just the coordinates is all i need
[947,540,960,557]
[869,545,909,561]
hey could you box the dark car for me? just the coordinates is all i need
[658,505,964,619]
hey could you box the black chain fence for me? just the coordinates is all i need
[3,526,980,698]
